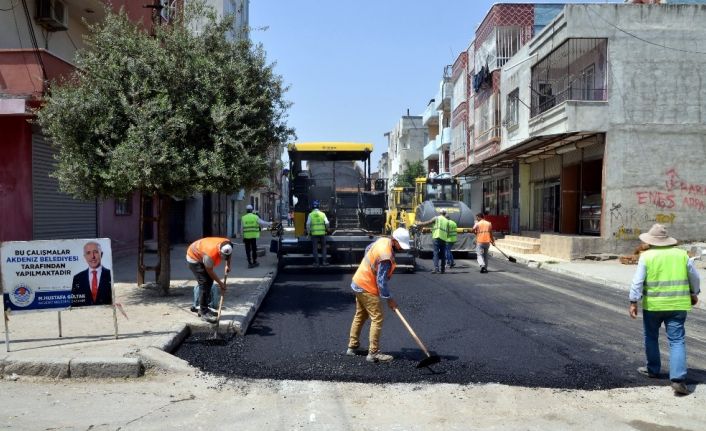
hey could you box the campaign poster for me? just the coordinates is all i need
[1,238,114,313]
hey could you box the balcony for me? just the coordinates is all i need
[0,49,76,100]
[423,138,439,160]
[422,102,438,126]
[433,80,453,111]
[439,127,452,149]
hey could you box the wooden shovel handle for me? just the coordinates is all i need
[216,274,227,321]
[393,308,431,357]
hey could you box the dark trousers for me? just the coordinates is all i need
[244,237,258,264]
[188,262,213,313]
[433,239,447,272]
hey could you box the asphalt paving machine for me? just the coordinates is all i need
[271,142,415,270]
[411,173,476,255]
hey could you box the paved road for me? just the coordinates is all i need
[175,258,706,390]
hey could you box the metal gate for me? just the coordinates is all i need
[32,132,97,239]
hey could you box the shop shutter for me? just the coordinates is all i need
[582,142,604,161]
[562,148,583,166]
[544,155,561,178]
[32,133,97,239]
[530,160,544,181]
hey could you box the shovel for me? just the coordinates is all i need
[210,273,227,341]
[494,244,517,263]
[393,307,441,368]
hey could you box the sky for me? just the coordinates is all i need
[249,0,616,169]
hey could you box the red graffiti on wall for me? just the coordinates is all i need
[665,169,706,196]
[636,169,705,212]
[636,191,675,209]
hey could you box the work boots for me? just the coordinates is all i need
[366,352,393,363]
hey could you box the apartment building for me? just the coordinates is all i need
[422,70,453,176]
[457,3,706,259]
[0,0,251,252]
[385,115,427,183]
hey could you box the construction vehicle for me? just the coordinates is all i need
[384,186,415,233]
[271,142,415,270]
[411,173,476,255]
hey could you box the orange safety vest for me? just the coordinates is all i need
[186,237,229,267]
[352,238,397,296]
[475,219,493,243]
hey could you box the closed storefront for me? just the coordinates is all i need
[32,132,97,239]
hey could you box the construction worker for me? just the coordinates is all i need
[445,217,457,269]
[347,227,411,363]
[473,212,495,273]
[306,200,330,266]
[629,224,700,396]
[241,204,272,268]
[414,208,449,274]
[186,237,232,323]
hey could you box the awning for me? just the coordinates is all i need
[457,132,599,177]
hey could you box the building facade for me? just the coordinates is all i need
[386,115,427,183]
[457,3,706,258]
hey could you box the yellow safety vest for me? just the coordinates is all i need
[242,213,260,239]
[309,210,326,236]
[432,215,448,241]
[642,247,692,311]
[446,219,457,243]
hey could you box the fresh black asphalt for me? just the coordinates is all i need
[175,258,706,389]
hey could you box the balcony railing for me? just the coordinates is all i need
[422,103,438,126]
[476,126,500,147]
[423,139,439,160]
[531,86,607,117]
[440,127,452,148]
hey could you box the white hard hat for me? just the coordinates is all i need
[392,228,411,250]
[246,204,253,211]
[220,243,233,256]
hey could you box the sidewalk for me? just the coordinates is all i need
[1,240,278,378]
[487,245,706,310]
[2,237,703,379]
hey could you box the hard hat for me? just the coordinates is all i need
[220,243,233,256]
[440,208,447,215]
[392,228,411,250]
[312,200,320,208]
[246,204,253,211]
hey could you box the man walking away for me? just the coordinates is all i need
[241,204,272,268]
[473,212,495,273]
[306,200,330,266]
[629,223,700,396]
[347,228,411,363]
[445,217,457,269]
[186,237,232,323]
[415,209,449,274]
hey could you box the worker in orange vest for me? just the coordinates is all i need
[473,212,495,273]
[346,228,410,363]
[186,237,232,323]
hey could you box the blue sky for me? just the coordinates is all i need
[249,1,615,169]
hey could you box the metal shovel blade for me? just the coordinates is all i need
[416,355,441,368]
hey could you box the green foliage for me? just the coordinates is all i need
[393,160,426,187]
[36,1,295,200]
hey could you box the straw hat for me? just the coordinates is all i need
[639,223,677,246]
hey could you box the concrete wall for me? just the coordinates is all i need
[570,4,706,244]
[387,116,426,180]
[98,194,141,257]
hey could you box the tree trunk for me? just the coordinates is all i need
[157,194,171,295]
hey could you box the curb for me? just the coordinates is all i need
[1,356,143,379]
[488,250,706,311]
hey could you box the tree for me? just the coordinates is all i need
[393,160,426,188]
[36,2,295,294]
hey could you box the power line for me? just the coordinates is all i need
[585,5,706,56]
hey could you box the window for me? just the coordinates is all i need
[506,88,519,129]
[582,64,595,100]
[115,195,132,216]
[483,180,497,214]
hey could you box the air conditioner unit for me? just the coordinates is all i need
[37,0,68,32]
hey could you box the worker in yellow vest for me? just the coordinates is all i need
[347,228,411,363]
[629,224,700,396]
[472,212,495,273]
[186,237,232,323]
[414,208,449,274]
[241,204,272,268]
[306,200,330,267]
[445,218,458,269]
